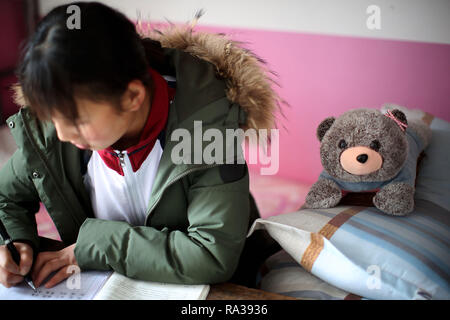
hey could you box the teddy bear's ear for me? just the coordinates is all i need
[391,109,408,125]
[317,117,335,142]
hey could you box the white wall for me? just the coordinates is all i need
[39,0,450,44]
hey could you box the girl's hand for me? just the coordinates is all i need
[31,243,78,288]
[0,242,33,288]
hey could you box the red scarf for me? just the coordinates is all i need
[97,68,174,175]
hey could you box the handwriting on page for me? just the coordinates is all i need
[0,270,208,300]
[0,271,112,300]
[30,288,86,300]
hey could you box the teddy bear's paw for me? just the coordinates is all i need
[373,183,415,216]
[305,179,342,209]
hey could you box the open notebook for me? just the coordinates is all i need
[0,270,210,300]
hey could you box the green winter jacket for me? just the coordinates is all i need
[0,28,282,285]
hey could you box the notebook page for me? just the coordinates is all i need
[94,272,210,300]
[0,270,112,300]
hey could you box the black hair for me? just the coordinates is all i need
[16,1,165,121]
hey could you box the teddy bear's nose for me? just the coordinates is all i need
[357,154,369,163]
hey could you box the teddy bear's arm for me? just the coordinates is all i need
[304,178,342,209]
[373,182,415,216]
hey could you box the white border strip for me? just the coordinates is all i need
[39,0,450,44]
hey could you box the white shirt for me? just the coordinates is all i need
[83,140,163,226]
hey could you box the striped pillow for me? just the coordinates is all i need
[258,249,360,300]
[249,199,450,299]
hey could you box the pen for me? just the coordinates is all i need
[0,219,36,291]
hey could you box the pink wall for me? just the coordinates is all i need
[194,25,450,184]
[14,15,450,184]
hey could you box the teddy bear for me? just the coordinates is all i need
[304,107,431,216]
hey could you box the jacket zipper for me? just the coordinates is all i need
[144,163,220,226]
[117,151,147,225]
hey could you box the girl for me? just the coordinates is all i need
[0,2,281,289]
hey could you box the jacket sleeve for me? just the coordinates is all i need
[0,150,41,250]
[74,164,250,284]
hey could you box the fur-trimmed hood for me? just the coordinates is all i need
[12,17,284,134]
[142,20,284,133]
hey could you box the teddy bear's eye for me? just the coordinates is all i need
[370,140,381,151]
[338,139,347,149]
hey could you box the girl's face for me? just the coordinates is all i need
[51,100,130,150]
[50,80,149,151]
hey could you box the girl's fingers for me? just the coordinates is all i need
[0,266,24,288]
[0,247,20,275]
[31,246,79,288]
[16,244,33,276]
[7,272,24,286]
[33,258,65,288]
[43,265,72,289]
[0,242,33,275]
[31,251,55,281]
